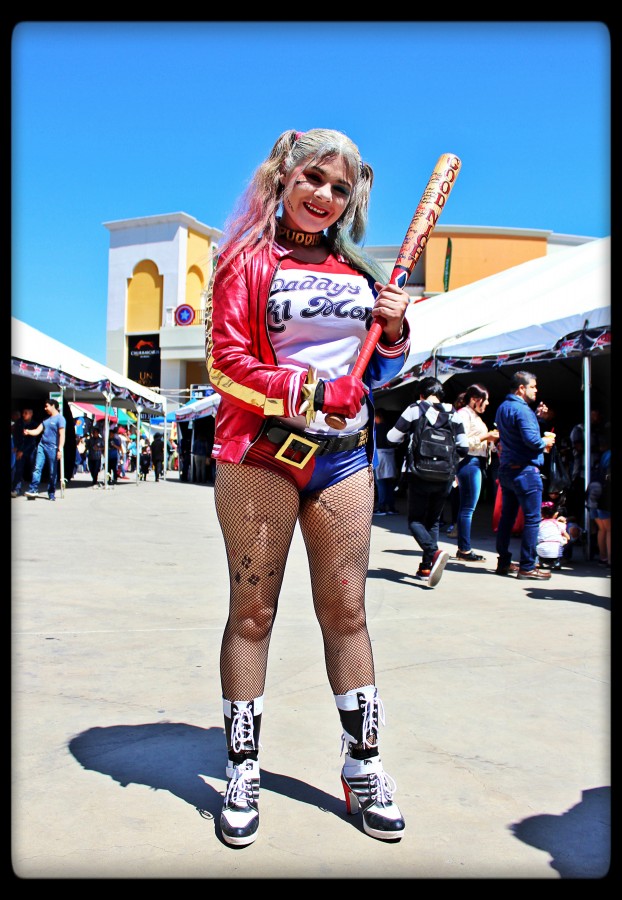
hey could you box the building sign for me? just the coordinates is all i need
[128,334,161,388]
[175,304,195,326]
[190,383,214,400]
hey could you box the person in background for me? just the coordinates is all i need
[191,434,207,484]
[151,433,165,482]
[373,409,398,515]
[439,482,459,537]
[167,437,177,471]
[75,434,87,475]
[128,433,137,473]
[494,371,556,579]
[387,376,468,587]
[12,407,38,497]
[206,127,410,847]
[139,440,152,481]
[567,407,604,521]
[117,428,129,479]
[179,433,191,482]
[453,384,499,562]
[24,399,65,501]
[107,427,122,485]
[587,424,611,568]
[86,427,105,488]
[11,410,18,494]
[536,402,555,483]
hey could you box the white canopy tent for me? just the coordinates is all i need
[395,237,609,376]
[11,317,167,490]
[174,394,220,423]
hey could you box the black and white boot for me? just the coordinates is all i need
[220,697,263,847]
[335,685,405,842]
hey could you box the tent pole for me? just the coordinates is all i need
[103,391,112,491]
[583,355,592,560]
[59,387,65,499]
[162,398,168,482]
[135,405,142,486]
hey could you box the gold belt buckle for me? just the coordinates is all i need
[274,432,319,469]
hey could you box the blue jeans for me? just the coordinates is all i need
[456,455,486,552]
[28,443,59,497]
[12,444,37,493]
[496,465,543,571]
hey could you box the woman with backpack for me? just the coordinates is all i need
[387,376,469,587]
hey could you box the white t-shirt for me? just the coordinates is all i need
[536,518,565,559]
[269,254,374,435]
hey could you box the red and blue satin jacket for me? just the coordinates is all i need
[205,242,410,464]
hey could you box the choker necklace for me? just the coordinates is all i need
[276,222,323,247]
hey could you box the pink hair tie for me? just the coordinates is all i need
[541,501,555,508]
[294,131,304,141]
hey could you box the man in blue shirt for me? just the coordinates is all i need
[495,371,556,579]
[24,399,66,501]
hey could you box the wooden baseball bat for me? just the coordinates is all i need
[325,152,462,429]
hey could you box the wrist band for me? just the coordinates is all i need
[299,367,321,426]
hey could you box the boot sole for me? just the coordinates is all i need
[362,820,404,841]
[221,830,258,847]
[220,816,259,847]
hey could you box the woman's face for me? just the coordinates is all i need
[280,155,352,233]
[472,396,489,413]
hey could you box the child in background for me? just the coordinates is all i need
[536,501,569,570]
[139,443,152,481]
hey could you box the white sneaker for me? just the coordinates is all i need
[25,491,38,500]
[428,550,450,587]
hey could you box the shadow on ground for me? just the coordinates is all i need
[69,721,346,841]
[510,786,611,878]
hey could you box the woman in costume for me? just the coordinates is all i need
[206,128,410,846]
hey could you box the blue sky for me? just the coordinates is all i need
[12,21,610,366]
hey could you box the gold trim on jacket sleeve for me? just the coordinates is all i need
[207,359,286,416]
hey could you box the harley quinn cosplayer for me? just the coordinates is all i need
[205,128,410,847]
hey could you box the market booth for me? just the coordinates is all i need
[11,317,166,491]
[174,393,220,483]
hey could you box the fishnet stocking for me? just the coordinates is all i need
[215,462,375,699]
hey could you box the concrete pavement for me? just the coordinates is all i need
[11,471,611,879]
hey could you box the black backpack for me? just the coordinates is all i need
[408,404,459,482]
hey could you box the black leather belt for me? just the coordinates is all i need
[264,423,368,469]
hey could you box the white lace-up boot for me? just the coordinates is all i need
[220,697,263,847]
[335,685,405,841]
